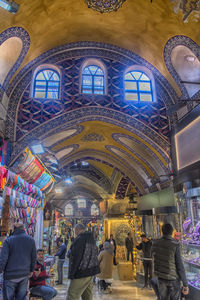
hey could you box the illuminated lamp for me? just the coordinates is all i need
[30,143,45,155]
[0,0,19,13]
[55,188,62,193]
[65,176,72,184]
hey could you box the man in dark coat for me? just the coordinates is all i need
[67,223,100,300]
[108,234,117,265]
[136,234,152,289]
[125,232,134,263]
[152,223,189,300]
[54,239,66,285]
[0,223,36,300]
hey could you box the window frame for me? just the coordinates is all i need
[80,59,107,95]
[31,65,61,100]
[124,65,157,103]
[65,204,73,216]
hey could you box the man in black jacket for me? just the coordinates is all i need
[67,223,100,300]
[0,222,36,300]
[152,223,189,300]
[136,234,152,289]
[125,232,134,263]
[108,234,117,265]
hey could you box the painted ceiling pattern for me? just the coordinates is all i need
[171,0,200,22]
[85,0,126,13]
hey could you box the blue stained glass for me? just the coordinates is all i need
[33,69,60,99]
[125,70,153,102]
[82,65,105,95]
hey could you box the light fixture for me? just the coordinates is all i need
[65,176,72,184]
[55,188,62,193]
[0,0,19,14]
[30,143,45,155]
[81,161,89,166]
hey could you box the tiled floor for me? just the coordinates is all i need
[55,280,155,300]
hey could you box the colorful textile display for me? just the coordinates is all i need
[6,170,43,200]
[0,165,7,190]
[0,139,12,167]
[12,148,55,192]
[5,187,42,209]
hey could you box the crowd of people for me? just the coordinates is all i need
[0,222,189,300]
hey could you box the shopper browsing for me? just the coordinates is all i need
[30,249,57,300]
[125,232,134,263]
[67,223,100,300]
[152,223,189,300]
[54,239,66,285]
[136,234,152,289]
[0,222,36,300]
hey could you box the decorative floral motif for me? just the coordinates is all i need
[81,133,105,142]
[85,0,126,13]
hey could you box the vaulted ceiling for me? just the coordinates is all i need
[0,0,199,94]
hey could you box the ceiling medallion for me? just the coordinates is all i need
[86,0,127,13]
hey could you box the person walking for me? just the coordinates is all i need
[125,232,134,263]
[108,234,117,265]
[136,234,152,289]
[0,222,36,300]
[30,249,57,299]
[55,238,66,285]
[66,223,100,300]
[97,241,113,292]
[152,223,189,300]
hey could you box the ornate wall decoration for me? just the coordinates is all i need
[115,175,130,199]
[86,0,126,13]
[115,223,131,245]
[171,0,200,23]
[81,132,105,142]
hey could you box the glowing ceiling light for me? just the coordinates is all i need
[65,176,73,184]
[0,0,19,13]
[30,143,45,155]
[81,161,89,166]
[55,188,62,193]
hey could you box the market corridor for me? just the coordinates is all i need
[55,280,155,300]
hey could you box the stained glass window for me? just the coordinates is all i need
[33,69,60,99]
[125,71,154,102]
[82,65,105,95]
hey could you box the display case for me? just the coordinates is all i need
[176,185,200,300]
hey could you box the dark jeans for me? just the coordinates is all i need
[127,249,133,263]
[158,278,180,300]
[57,259,65,284]
[143,260,152,287]
[30,285,57,300]
[151,278,160,298]
[3,277,28,300]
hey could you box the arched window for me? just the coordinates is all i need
[82,65,105,95]
[77,199,86,208]
[65,204,73,216]
[33,69,60,99]
[125,70,154,102]
[91,204,99,216]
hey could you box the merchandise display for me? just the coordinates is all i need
[177,187,200,298]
